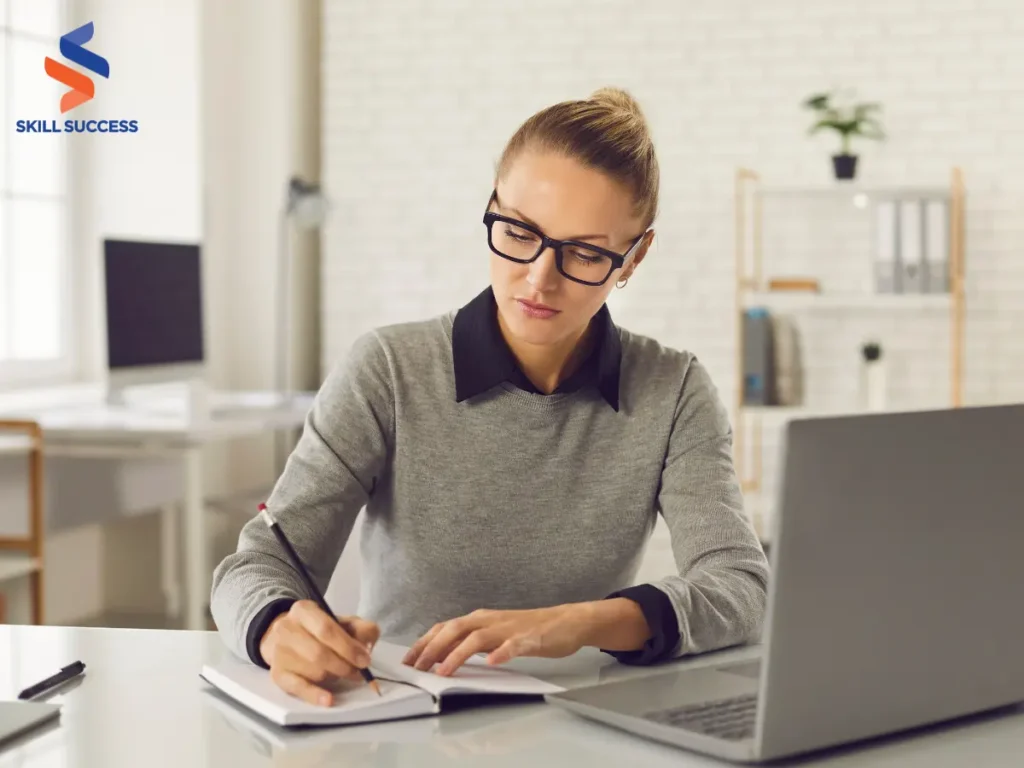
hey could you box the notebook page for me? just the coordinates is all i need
[369,641,565,698]
[201,657,433,726]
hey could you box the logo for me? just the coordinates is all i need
[44,22,109,113]
[14,20,138,134]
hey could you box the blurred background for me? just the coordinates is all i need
[0,0,1020,630]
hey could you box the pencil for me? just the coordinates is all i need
[258,503,381,696]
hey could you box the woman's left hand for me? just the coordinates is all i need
[402,604,594,676]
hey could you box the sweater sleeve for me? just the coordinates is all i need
[609,356,769,663]
[209,330,395,663]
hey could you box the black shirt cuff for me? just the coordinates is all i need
[245,597,298,668]
[602,584,680,665]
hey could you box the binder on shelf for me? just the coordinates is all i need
[923,199,949,293]
[874,200,898,294]
[742,308,776,406]
[898,199,924,293]
[770,314,803,407]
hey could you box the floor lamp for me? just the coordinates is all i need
[275,175,329,475]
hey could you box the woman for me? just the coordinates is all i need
[211,87,769,707]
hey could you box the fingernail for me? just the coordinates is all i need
[320,693,332,706]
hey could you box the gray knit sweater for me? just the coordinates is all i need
[210,309,769,664]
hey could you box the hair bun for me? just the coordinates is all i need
[589,87,645,121]
[496,86,661,228]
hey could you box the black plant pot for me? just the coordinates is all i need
[832,154,858,180]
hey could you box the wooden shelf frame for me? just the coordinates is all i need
[0,420,46,624]
[733,168,966,540]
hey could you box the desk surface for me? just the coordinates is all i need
[0,389,314,445]
[0,626,1022,767]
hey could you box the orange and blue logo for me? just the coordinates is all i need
[15,21,138,134]
[44,21,109,113]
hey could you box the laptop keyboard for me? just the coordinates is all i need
[644,693,758,741]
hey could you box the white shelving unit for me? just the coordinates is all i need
[733,169,966,544]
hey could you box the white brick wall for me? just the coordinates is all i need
[321,0,1024,540]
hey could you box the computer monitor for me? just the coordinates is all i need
[103,238,205,404]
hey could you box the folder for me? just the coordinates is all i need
[874,200,898,294]
[770,314,803,407]
[898,199,924,293]
[924,199,949,293]
[742,309,776,406]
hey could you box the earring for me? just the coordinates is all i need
[616,278,629,289]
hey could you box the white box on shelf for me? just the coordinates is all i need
[874,199,898,294]
[924,199,949,293]
[898,199,925,293]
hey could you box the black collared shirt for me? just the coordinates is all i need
[451,286,622,410]
[449,286,682,664]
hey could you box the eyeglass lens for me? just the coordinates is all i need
[490,219,614,284]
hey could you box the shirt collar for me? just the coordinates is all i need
[451,286,621,411]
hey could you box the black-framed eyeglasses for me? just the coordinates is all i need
[482,191,648,287]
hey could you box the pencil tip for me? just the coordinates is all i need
[370,680,382,697]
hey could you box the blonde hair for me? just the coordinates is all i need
[496,87,660,228]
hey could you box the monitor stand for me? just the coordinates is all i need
[105,363,210,418]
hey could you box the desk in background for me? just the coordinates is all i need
[0,387,314,630]
[0,625,1022,767]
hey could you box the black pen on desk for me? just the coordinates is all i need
[18,661,86,700]
[258,503,381,697]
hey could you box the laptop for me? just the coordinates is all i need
[547,404,1024,763]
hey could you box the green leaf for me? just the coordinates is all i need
[803,92,831,110]
[809,117,854,136]
[816,107,842,124]
[858,117,886,139]
[805,92,885,141]
[854,102,882,120]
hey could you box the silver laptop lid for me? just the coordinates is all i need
[757,404,1024,761]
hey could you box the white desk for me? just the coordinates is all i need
[0,388,313,630]
[0,626,1022,767]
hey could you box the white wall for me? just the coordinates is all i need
[201,0,322,495]
[321,0,1024,585]
[31,0,205,623]
[88,0,323,620]
[72,0,203,381]
[322,0,1023,396]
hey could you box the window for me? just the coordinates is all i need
[1,0,73,387]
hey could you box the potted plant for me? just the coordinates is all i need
[803,90,885,180]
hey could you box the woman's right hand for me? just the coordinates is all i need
[259,599,381,706]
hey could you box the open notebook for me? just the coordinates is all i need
[200,640,565,727]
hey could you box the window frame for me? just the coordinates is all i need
[0,0,77,390]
